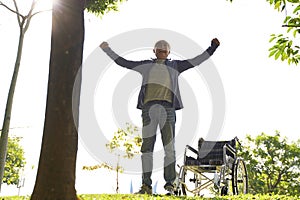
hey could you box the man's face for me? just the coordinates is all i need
[154,48,170,60]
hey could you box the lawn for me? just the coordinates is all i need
[0,194,299,200]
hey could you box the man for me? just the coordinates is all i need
[100,38,220,194]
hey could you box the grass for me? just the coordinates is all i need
[0,194,299,200]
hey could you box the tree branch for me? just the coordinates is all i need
[0,1,24,19]
[12,0,23,26]
[282,24,300,27]
[30,9,52,19]
[23,0,38,33]
[271,172,280,189]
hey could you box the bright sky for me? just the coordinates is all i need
[1,0,300,196]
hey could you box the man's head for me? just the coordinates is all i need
[153,40,170,60]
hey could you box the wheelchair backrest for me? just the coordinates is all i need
[197,138,236,165]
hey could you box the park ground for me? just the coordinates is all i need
[0,194,299,200]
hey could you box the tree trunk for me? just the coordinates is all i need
[31,0,84,199]
[0,27,25,192]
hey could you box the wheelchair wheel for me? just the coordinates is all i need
[221,186,228,196]
[181,168,187,195]
[181,168,200,196]
[232,158,248,194]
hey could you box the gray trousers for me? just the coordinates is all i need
[141,101,176,187]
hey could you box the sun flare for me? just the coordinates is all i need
[35,0,53,11]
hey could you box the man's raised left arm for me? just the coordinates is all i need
[177,38,220,73]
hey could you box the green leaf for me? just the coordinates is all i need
[275,50,282,60]
[284,16,292,24]
[269,36,277,43]
[293,29,299,37]
[293,5,300,14]
[281,51,288,60]
[287,27,294,33]
[269,49,278,57]
[275,1,282,10]
[287,0,300,3]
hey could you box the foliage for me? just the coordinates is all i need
[83,123,142,171]
[267,0,300,65]
[85,0,125,16]
[82,162,113,171]
[0,194,299,200]
[106,123,142,159]
[77,194,299,200]
[269,34,300,65]
[83,123,142,193]
[238,131,300,196]
[228,0,300,65]
[2,137,26,185]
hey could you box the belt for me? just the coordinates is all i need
[144,100,172,108]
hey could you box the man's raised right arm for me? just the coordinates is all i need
[99,41,146,70]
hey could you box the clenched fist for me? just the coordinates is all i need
[211,38,220,46]
[99,41,109,49]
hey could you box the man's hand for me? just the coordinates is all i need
[99,41,109,49]
[211,38,220,46]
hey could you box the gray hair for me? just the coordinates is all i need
[154,40,170,51]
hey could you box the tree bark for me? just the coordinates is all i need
[31,0,84,199]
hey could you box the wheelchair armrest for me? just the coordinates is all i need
[185,145,198,155]
[184,145,199,165]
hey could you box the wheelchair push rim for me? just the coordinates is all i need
[232,158,248,195]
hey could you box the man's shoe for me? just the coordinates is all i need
[135,184,152,194]
[164,182,174,195]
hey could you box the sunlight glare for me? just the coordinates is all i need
[35,0,53,11]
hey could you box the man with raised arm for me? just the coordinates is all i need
[100,38,220,195]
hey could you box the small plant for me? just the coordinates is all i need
[83,123,142,193]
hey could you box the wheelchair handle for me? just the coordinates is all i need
[234,136,241,146]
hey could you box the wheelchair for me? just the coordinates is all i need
[175,137,248,196]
